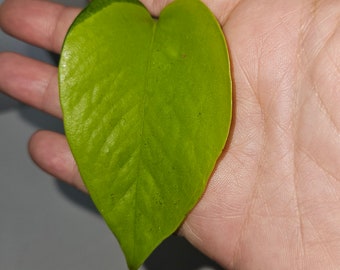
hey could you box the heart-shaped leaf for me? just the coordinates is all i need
[59,0,232,269]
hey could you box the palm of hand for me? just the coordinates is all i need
[183,1,340,269]
[1,0,339,269]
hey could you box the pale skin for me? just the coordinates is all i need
[0,0,339,269]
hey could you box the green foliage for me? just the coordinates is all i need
[59,0,232,269]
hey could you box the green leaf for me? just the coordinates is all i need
[59,0,232,269]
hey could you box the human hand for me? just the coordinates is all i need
[1,0,339,269]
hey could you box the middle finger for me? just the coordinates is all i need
[0,52,62,118]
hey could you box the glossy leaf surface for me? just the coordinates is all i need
[59,0,232,269]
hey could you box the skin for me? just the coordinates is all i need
[0,0,339,269]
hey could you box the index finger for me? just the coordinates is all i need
[0,0,81,53]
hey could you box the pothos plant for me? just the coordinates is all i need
[59,0,232,269]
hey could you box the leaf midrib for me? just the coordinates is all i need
[130,19,158,267]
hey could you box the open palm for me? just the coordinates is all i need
[1,0,339,269]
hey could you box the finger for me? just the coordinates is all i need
[29,130,87,193]
[0,52,61,118]
[0,0,81,53]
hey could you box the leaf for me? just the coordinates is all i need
[59,0,232,269]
